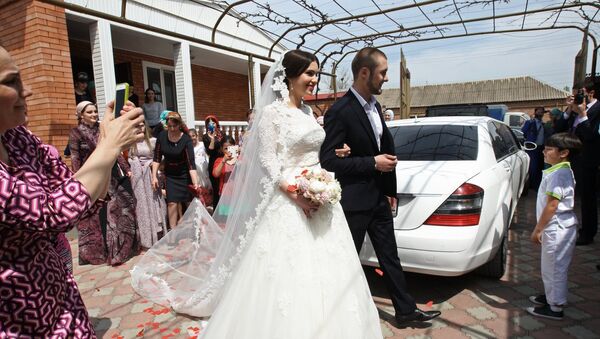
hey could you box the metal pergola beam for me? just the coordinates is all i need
[267,0,447,58]
[315,2,599,55]
[332,25,599,78]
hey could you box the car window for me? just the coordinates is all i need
[488,122,512,160]
[496,123,520,154]
[509,115,523,127]
[389,125,478,160]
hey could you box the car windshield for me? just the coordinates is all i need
[389,124,479,161]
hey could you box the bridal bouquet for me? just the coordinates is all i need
[287,168,342,206]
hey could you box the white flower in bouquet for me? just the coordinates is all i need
[308,179,327,193]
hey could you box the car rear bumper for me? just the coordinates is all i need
[359,225,498,276]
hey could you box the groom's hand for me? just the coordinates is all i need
[374,154,397,172]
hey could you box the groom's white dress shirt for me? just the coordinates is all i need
[350,86,382,150]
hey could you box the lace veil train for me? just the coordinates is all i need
[130,53,290,317]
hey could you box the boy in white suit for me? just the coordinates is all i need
[527,132,582,320]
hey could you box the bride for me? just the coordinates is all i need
[131,50,383,338]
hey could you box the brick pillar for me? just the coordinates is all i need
[0,0,76,152]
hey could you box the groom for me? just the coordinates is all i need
[319,47,440,325]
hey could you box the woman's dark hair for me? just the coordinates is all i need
[144,88,155,103]
[545,132,582,161]
[282,50,319,87]
[188,128,198,136]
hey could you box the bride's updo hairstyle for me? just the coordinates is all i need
[282,50,319,88]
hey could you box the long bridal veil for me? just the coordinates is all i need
[130,54,289,316]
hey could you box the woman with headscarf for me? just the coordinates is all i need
[0,46,144,337]
[202,115,223,208]
[70,101,140,265]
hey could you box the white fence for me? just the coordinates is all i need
[192,121,248,142]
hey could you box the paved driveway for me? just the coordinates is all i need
[70,192,600,338]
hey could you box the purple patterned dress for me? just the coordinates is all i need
[0,126,98,338]
[70,123,139,266]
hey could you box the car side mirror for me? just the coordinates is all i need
[522,141,537,151]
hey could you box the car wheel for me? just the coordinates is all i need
[477,233,507,279]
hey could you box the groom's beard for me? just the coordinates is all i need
[367,74,383,95]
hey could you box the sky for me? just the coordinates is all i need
[380,28,590,91]
[238,0,599,92]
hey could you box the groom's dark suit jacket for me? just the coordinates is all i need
[320,90,397,212]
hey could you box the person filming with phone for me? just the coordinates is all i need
[202,115,223,208]
[560,78,600,246]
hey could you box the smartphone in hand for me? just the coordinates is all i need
[114,83,130,118]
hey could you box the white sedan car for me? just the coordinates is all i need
[360,116,530,279]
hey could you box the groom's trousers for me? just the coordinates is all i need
[344,194,417,315]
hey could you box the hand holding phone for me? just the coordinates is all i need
[114,83,130,118]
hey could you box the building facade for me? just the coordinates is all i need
[0,0,283,152]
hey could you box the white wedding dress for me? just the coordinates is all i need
[131,53,382,338]
[199,102,382,338]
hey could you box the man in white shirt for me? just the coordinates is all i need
[320,47,441,326]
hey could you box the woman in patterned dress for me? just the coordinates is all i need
[0,47,145,338]
[129,123,167,248]
[70,101,140,265]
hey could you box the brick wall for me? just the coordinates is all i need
[71,40,249,123]
[1,0,75,152]
[191,66,249,122]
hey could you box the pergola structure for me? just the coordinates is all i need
[43,0,600,97]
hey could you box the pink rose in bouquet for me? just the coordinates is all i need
[288,168,342,206]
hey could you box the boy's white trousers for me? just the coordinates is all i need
[541,222,577,307]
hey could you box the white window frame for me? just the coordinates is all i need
[142,61,176,109]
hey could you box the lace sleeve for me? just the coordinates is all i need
[256,104,284,182]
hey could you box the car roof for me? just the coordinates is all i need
[387,116,497,127]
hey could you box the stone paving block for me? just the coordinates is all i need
[77,281,97,290]
[461,324,495,339]
[568,291,585,303]
[154,311,176,323]
[513,285,538,296]
[86,308,101,318]
[121,276,132,285]
[110,293,134,305]
[432,301,455,311]
[406,335,432,339]
[381,322,395,338]
[92,287,115,297]
[106,270,126,279]
[89,265,110,274]
[564,307,592,320]
[563,325,600,339]
[512,315,545,331]
[466,306,497,320]
[131,302,149,314]
[515,263,535,272]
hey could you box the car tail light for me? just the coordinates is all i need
[424,183,483,226]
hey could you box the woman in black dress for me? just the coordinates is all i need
[152,111,199,228]
[202,115,223,209]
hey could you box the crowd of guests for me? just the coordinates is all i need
[521,77,599,248]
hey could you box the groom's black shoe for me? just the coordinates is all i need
[395,308,441,324]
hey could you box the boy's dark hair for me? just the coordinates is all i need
[351,47,387,80]
[221,135,236,146]
[545,132,582,161]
